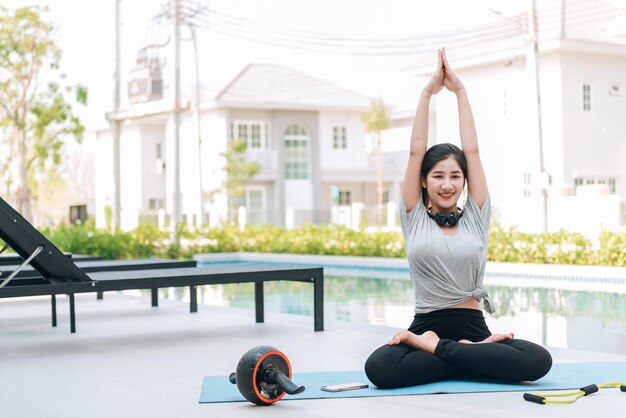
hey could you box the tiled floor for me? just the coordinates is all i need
[2,293,625,418]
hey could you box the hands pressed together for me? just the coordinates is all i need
[424,48,464,95]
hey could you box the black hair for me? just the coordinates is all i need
[421,143,467,205]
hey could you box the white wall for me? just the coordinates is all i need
[94,124,143,231]
[178,113,202,223]
[159,108,229,227]
[119,125,143,230]
[139,124,166,210]
[548,187,621,237]
[561,51,626,192]
[202,109,229,226]
[319,110,367,170]
[284,180,313,210]
[539,52,565,185]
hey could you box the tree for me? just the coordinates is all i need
[362,98,390,224]
[0,6,87,222]
[215,138,260,224]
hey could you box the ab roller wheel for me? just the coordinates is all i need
[229,346,305,405]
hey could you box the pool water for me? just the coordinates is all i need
[174,264,626,355]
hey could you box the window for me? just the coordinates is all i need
[239,188,265,225]
[523,173,532,198]
[574,176,617,194]
[238,124,248,142]
[155,143,165,174]
[69,205,87,225]
[582,84,592,112]
[284,124,310,180]
[247,189,265,225]
[332,126,347,150]
[609,83,623,96]
[251,125,261,148]
[231,121,267,150]
[498,91,508,117]
[148,198,165,210]
[338,190,352,205]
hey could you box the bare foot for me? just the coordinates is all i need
[459,332,514,344]
[387,330,440,353]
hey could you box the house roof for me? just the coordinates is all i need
[215,63,371,111]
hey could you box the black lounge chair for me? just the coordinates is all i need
[0,197,324,333]
[1,258,198,328]
[0,258,197,279]
[0,253,102,265]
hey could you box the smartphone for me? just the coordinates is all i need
[320,382,369,392]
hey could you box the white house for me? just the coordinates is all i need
[95,63,397,230]
[386,0,626,237]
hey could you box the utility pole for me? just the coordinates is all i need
[191,26,206,226]
[112,0,122,232]
[171,0,182,244]
[528,0,549,233]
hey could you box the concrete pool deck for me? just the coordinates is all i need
[2,292,626,418]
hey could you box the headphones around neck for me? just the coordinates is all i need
[427,208,464,226]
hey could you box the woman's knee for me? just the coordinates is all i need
[364,346,396,388]
[364,345,410,388]
[507,340,553,381]
[527,343,553,380]
[364,344,454,388]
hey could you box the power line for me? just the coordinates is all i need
[173,0,526,56]
[152,0,625,59]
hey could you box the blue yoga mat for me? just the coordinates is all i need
[199,362,626,403]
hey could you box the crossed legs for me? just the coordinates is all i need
[364,330,552,389]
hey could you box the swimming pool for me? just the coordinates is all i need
[187,260,626,355]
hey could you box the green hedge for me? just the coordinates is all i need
[487,223,594,265]
[3,222,623,267]
[39,222,168,260]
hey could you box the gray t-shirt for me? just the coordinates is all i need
[399,192,494,314]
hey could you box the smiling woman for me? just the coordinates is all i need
[420,143,467,231]
[363,48,553,389]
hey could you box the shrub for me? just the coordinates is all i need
[593,229,626,267]
[26,221,624,267]
[487,223,594,265]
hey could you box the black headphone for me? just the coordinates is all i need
[427,208,463,226]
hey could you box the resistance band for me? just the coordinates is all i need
[524,382,626,405]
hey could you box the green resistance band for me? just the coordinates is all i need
[524,382,626,405]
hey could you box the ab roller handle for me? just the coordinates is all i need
[265,368,305,395]
[228,369,304,395]
[229,346,305,405]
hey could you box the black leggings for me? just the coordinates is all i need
[364,308,553,389]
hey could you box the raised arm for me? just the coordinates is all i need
[441,48,488,208]
[402,49,445,212]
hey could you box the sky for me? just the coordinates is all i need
[6,0,526,129]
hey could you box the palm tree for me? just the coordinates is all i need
[362,98,390,225]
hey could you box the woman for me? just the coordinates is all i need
[364,48,552,389]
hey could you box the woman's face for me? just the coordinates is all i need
[421,156,465,213]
